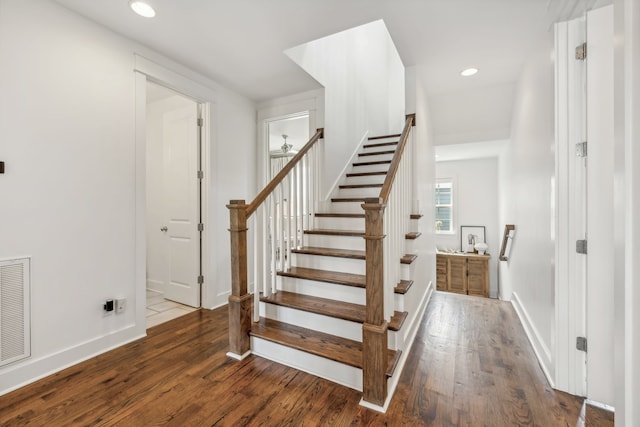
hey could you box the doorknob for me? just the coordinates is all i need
[160,226,168,232]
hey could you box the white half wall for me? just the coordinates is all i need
[285,20,405,199]
[435,158,500,298]
[0,0,255,395]
[498,29,556,380]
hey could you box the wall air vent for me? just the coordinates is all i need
[0,257,31,367]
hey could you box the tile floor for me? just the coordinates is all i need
[146,289,198,329]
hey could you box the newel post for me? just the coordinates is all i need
[362,198,388,407]
[227,200,252,359]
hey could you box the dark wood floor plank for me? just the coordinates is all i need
[0,292,592,426]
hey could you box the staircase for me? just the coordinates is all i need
[227,116,429,411]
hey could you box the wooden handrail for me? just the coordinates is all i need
[378,115,415,203]
[246,128,324,217]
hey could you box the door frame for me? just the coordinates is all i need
[554,17,587,396]
[133,55,214,335]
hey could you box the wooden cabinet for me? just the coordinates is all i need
[436,252,490,297]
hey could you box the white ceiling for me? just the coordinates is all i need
[52,0,609,153]
[53,0,556,103]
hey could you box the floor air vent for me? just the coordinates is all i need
[0,257,30,367]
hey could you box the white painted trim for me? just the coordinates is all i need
[553,17,587,397]
[0,326,143,397]
[133,55,216,311]
[511,292,555,388]
[585,399,615,413]
[226,350,252,361]
[379,281,433,410]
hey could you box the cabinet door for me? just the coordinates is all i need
[448,257,467,294]
[436,255,448,291]
[467,258,488,297]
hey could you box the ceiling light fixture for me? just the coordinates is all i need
[129,0,156,18]
[460,68,478,77]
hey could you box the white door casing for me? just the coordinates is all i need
[163,104,201,307]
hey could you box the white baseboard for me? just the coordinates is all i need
[510,292,554,387]
[380,281,433,409]
[0,325,144,397]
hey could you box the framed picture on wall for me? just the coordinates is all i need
[460,225,485,253]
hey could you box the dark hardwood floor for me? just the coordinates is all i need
[0,292,591,426]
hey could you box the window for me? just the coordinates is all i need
[435,180,453,233]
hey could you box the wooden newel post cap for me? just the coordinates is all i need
[227,199,247,208]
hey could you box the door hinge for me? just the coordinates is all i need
[197,170,204,180]
[197,275,204,285]
[576,239,588,254]
[575,141,588,157]
[576,336,588,352]
[197,223,204,232]
[197,118,203,127]
[575,42,587,60]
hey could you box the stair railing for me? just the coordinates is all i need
[361,114,415,406]
[227,128,324,359]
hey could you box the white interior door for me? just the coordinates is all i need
[162,103,201,307]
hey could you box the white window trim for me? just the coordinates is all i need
[435,177,455,235]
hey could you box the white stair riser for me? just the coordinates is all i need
[251,337,363,391]
[326,201,368,214]
[405,238,417,254]
[336,187,381,198]
[314,216,364,231]
[349,164,391,174]
[304,233,365,250]
[279,276,365,305]
[355,153,394,163]
[260,302,363,341]
[394,293,405,312]
[343,175,387,185]
[291,252,365,275]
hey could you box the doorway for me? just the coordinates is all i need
[145,81,203,328]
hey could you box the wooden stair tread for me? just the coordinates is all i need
[358,150,396,157]
[405,231,422,240]
[250,317,399,376]
[304,229,364,236]
[368,134,401,140]
[260,291,407,331]
[346,171,387,177]
[315,212,365,218]
[353,160,392,167]
[363,141,398,149]
[339,183,383,189]
[389,311,408,331]
[291,247,366,260]
[401,254,418,264]
[394,280,414,294]
[331,197,368,203]
[278,266,364,288]
[410,213,423,219]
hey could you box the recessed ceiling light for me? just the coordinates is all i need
[460,68,478,77]
[129,0,156,18]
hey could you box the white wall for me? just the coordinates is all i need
[0,0,255,395]
[411,65,436,303]
[435,158,500,298]
[285,20,405,199]
[498,29,556,380]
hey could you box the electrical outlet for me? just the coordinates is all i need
[115,298,126,313]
